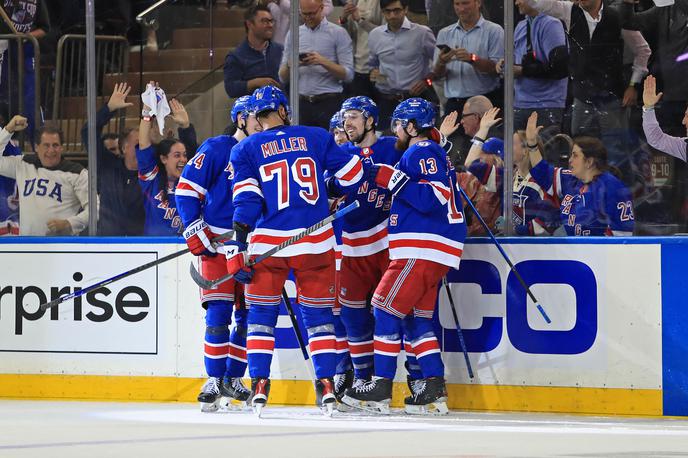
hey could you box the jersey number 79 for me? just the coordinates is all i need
[259,158,320,209]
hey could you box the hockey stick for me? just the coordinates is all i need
[189,200,361,290]
[442,276,474,379]
[281,289,316,379]
[39,230,234,311]
[458,187,551,324]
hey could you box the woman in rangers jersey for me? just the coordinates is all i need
[525,112,635,236]
[136,94,188,236]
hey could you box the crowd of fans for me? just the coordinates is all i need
[0,0,687,236]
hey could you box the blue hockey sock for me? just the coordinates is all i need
[246,301,280,379]
[226,305,248,378]
[410,316,444,378]
[373,307,403,380]
[341,305,375,379]
[332,312,353,374]
[203,301,232,378]
[301,305,337,379]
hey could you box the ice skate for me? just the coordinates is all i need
[341,376,392,414]
[333,370,354,412]
[404,377,449,415]
[250,377,270,418]
[197,377,222,413]
[219,376,251,410]
[315,377,336,416]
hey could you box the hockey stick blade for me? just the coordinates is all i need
[189,261,225,290]
[39,230,234,310]
[190,200,361,289]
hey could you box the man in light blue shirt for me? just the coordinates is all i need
[279,0,354,129]
[432,0,504,117]
[368,0,437,130]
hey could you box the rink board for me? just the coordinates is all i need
[0,236,686,416]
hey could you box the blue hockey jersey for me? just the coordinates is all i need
[176,135,237,235]
[512,172,561,236]
[136,145,183,236]
[0,140,19,235]
[529,160,634,236]
[231,124,364,257]
[387,140,466,269]
[337,136,402,257]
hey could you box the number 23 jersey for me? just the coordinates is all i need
[230,125,364,257]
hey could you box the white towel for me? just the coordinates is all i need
[141,84,171,135]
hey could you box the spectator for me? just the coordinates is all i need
[81,82,145,236]
[224,4,283,98]
[512,129,561,235]
[642,74,688,162]
[523,0,650,139]
[425,0,458,35]
[339,0,383,99]
[497,0,569,130]
[279,0,354,129]
[136,90,188,236]
[619,0,688,137]
[526,112,635,236]
[261,0,335,46]
[368,0,437,130]
[0,125,19,235]
[102,133,120,157]
[463,108,504,200]
[0,116,91,236]
[0,0,50,141]
[432,0,504,118]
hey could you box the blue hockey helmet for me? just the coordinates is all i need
[390,98,436,132]
[329,110,344,132]
[483,137,504,158]
[341,96,379,126]
[249,85,291,117]
[230,95,253,124]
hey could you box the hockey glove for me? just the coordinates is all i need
[183,219,217,257]
[370,164,409,195]
[324,176,343,198]
[225,224,254,284]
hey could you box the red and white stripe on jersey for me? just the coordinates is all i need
[335,245,342,270]
[335,337,349,354]
[298,294,335,308]
[545,167,566,199]
[248,224,335,257]
[175,176,207,200]
[245,293,281,306]
[308,335,337,356]
[204,341,229,359]
[246,335,275,355]
[403,342,414,355]
[413,308,434,319]
[412,336,441,359]
[138,165,159,182]
[418,179,451,205]
[341,220,389,257]
[339,296,367,309]
[334,155,364,187]
[349,339,374,357]
[228,342,247,363]
[373,336,401,357]
[388,232,463,269]
[201,291,236,303]
[371,259,415,318]
[233,177,263,198]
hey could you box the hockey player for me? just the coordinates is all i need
[227,85,366,416]
[329,111,348,146]
[525,112,635,236]
[176,96,260,412]
[342,98,467,415]
[329,96,404,397]
[136,85,188,236]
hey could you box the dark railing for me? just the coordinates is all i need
[52,34,129,153]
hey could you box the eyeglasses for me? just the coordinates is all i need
[461,112,479,120]
[382,7,405,14]
[256,18,274,24]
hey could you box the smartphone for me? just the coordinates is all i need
[299,52,311,61]
[437,44,451,54]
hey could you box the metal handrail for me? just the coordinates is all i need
[0,33,41,143]
[136,0,172,24]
